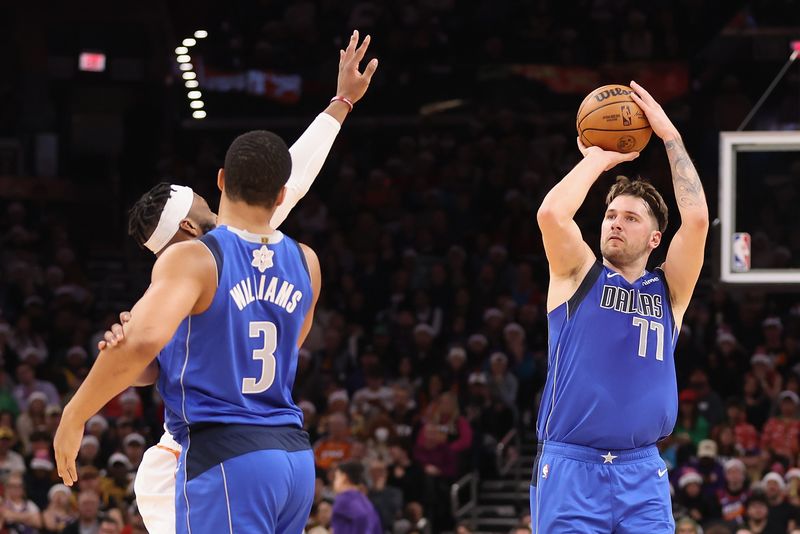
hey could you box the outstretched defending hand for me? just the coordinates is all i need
[336,30,378,104]
[577,137,639,172]
[629,81,680,142]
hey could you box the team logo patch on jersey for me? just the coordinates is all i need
[251,245,274,273]
[542,464,549,479]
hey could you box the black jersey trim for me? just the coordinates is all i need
[566,261,603,319]
[198,233,224,283]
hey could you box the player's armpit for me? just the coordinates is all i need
[297,243,321,348]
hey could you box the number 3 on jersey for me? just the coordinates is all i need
[242,321,277,393]
[632,317,664,361]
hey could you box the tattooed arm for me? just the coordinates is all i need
[630,82,709,325]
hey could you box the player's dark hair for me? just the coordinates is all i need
[336,461,367,486]
[128,182,173,248]
[223,130,291,208]
[606,175,668,233]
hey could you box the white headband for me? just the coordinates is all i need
[144,185,195,254]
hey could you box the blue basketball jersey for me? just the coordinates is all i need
[536,261,678,449]
[157,225,312,444]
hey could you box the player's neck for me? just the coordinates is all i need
[602,257,648,283]
[217,196,275,235]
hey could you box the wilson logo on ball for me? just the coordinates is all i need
[593,88,633,102]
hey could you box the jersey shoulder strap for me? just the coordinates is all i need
[198,233,224,283]
[566,260,603,319]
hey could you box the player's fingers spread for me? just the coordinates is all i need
[346,30,358,53]
[104,331,116,346]
[576,136,588,154]
[355,35,371,62]
[363,58,378,80]
[120,311,131,322]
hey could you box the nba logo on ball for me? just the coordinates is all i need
[732,232,751,272]
[542,464,550,479]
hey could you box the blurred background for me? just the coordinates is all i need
[1,1,799,533]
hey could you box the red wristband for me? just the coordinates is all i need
[330,96,354,112]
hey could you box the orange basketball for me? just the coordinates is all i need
[576,84,652,153]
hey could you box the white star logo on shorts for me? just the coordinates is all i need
[602,452,618,464]
[251,245,274,273]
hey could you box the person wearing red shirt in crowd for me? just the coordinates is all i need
[761,391,800,463]
[727,398,760,453]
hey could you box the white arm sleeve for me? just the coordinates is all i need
[270,112,341,229]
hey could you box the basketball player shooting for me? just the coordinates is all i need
[54,30,377,534]
[532,80,708,533]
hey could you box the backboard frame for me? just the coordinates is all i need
[719,130,800,284]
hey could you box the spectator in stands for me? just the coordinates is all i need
[13,363,59,411]
[741,491,785,534]
[25,453,55,510]
[675,470,721,524]
[307,499,333,534]
[690,369,726,428]
[353,367,393,417]
[387,383,418,450]
[100,453,133,507]
[122,433,146,470]
[750,353,782,402]
[63,490,101,534]
[315,411,353,471]
[762,391,800,463]
[761,472,798,532]
[42,483,76,533]
[367,460,403,532]
[16,390,47,455]
[674,389,710,448]
[488,352,518,415]
[707,331,747,399]
[98,513,122,534]
[718,458,750,525]
[727,398,761,465]
[387,440,424,507]
[2,471,43,532]
[695,439,726,499]
[331,461,382,534]
[675,517,702,534]
[0,425,26,483]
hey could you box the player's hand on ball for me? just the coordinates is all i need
[54,413,83,486]
[337,30,378,105]
[629,81,680,142]
[577,137,639,172]
[97,311,131,350]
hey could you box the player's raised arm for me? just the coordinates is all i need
[630,81,709,321]
[537,140,639,281]
[270,30,378,228]
[54,240,216,486]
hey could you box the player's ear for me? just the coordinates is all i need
[650,230,662,250]
[179,219,201,238]
[274,186,287,208]
[217,168,225,192]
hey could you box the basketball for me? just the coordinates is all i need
[576,84,652,153]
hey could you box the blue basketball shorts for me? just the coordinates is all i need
[175,425,315,534]
[529,441,674,534]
